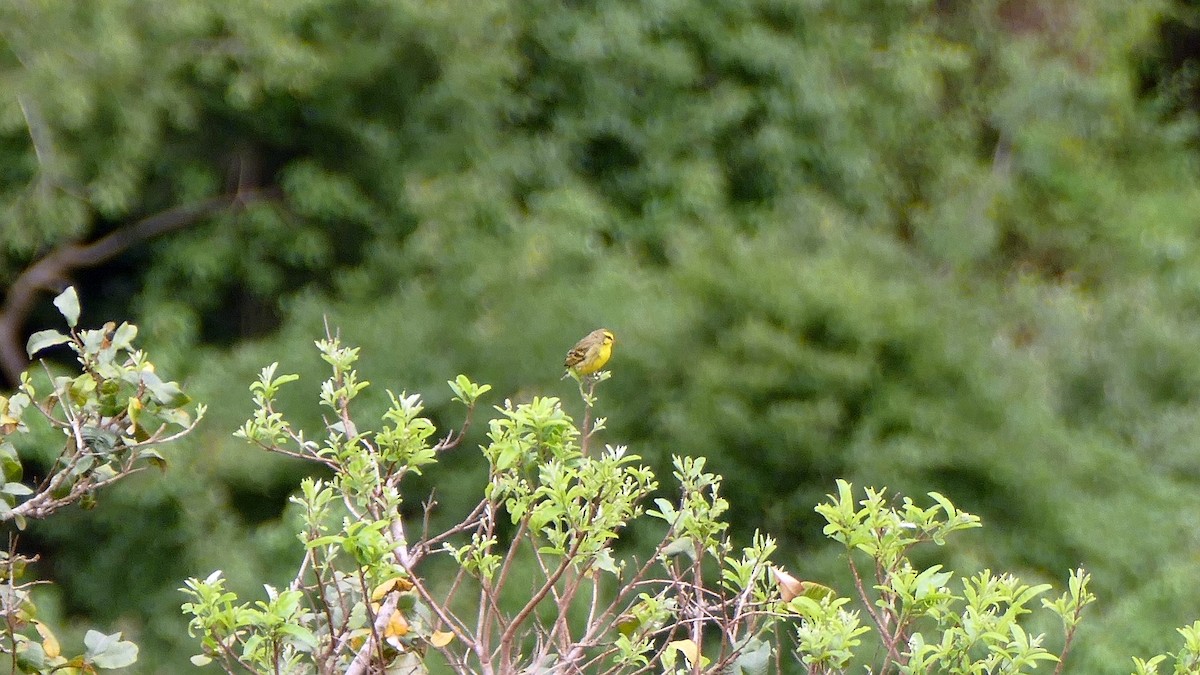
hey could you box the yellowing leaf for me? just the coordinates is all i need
[371,576,414,601]
[384,611,410,638]
[429,630,454,647]
[347,627,371,649]
[34,621,60,659]
[0,395,17,430]
[667,639,700,666]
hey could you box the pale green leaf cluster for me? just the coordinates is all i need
[791,594,871,672]
[811,480,1100,674]
[186,336,786,673]
[184,335,1200,675]
[0,289,201,672]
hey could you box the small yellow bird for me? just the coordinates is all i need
[562,328,615,379]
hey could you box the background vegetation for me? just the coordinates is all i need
[3,0,1200,671]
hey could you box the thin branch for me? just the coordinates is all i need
[497,530,587,664]
[299,548,340,674]
[579,378,597,456]
[1052,599,1087,675]
[405,573,486,673]
[251,440,339,470]
[410,499,489,564]
[848,556,903,673]
[689,540,704,675]
[547,565,589,652]
[474,499,521,666]
[562,519,686,667]
[490,509,531,602]
[431,401,476,454]
[726,553,770,644]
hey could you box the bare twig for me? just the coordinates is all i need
[490,509,531,605]
[250,438,339,470]
[560,516,689,673]
[404,573,487,674]
[410,499,489,564]
[848,555,904,673]
[497,527,587,666]
[431,403,475,453]
[579,378,598,456]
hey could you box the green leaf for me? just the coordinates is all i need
[26,330,72,357]
[137,448,168,471]
[306,535,344,549]
[592,548,620,575]
[728,637,771,675]
[84,630,138,669]
[53,287,81,328]
[140,371,191,407]
[395,591,418,612]
[0,442,22,483]
[801,582,837,602]
[83,629,117,654]
[2,482,32,497]
[661,536,696,560]
[449,375,492,405]
[15,640,47,671]
[108,323,138,351]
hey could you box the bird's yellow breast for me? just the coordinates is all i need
[577,340,613,375]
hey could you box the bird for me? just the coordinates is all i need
[562,329,615,379]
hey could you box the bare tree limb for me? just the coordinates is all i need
[0,190,269,385]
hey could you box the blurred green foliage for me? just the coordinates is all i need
[4,0,1200,672]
